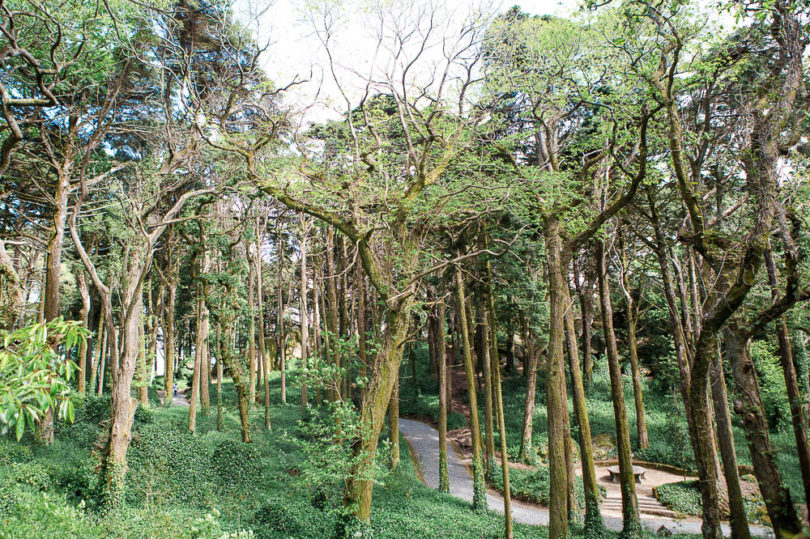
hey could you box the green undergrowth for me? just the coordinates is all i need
[488,462,587,507]
[655,480,769,526]
[397,342,806,509]
[0,370,696,539]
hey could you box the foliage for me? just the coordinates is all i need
[655,481,703,516]
[489,462,586,508]
[749,340,791,431]
[292,399,392,518]
[0,319,87,440]
[211,439,262,487]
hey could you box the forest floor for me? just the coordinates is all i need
[400,417,774,537]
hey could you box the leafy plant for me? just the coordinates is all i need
[0,318,87,439]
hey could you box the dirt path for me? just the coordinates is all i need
[399,417,773,537]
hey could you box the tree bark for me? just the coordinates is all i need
[478,289,496,480]
[455,266,486,512]
[709,348,751,539]
[388,377,400,470]
[163,281,177,407]
[77,270,90,394]
[563,280,604,534]
[248,235,258,406]
[726,327,800,536]
[437,298,450,493]
[543,218,570,538]
[188,296,204,433]
[300,217,310,411]
[484,256,513,538]
[277,230,286,404]
[596,240,641,537]
[518,340,539,463]
[765,250,810,506]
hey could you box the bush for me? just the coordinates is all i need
[127,422,217,505]
[489,463,585,508]
[252,496,331,538]
[655,481,702,516]
[0,439,33,464]
[74,394,154,428]
[8,461,52,491]
[750,340,791,431]
[211,439,262,487]
[398,392,466,431]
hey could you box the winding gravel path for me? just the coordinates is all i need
[399,418,773,538]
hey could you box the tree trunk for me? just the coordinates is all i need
[256,217,268,404]
[97,322,108,396]
[437,298,449,493]
[478,292,496,480]
[300,217,310,411]
[77,270,90,394]
[689,335,727,539]
[388,377,400,470]
[216,320,224,432]
[626,313,647,449]
[342,305,411,526]
[248,238,258,406]
[325,229,340,401]
[596,240,641,537]
[573,260,594,386]
[563,281,604,534]
[543,219,570,538]
[765,251,810,506]
[164,283,177,406]
[224,318,251,443]
[484,256,513,538]
[709,348,751,539]
[188,297,204,433]
[137,315,149,406]
[90,304,105,394]
[276,230,287,404]
[726,327,800,536]
[455,266,486,512]
[518,341,539,463]
[100,255,144,507]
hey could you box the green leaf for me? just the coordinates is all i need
[15,416,24,440]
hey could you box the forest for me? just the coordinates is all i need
[0,0,808,538]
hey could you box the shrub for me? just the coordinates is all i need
[252,496,330,537]
[0,439,33,464]
[489,463,585,508]
[127,422,216,504]
[8,461,52,490]
[655,480,703,516]
[211,439,262,487]
[750,340,791,431]
[74,394,154,427]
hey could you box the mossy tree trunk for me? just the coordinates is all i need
[437,297,450,493]
[709,348,750,539]
[563,278,604,534]
[485,255,513,538]
[455,266,486,512]
[596,240,641,538]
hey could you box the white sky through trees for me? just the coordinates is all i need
[235,0,580,123]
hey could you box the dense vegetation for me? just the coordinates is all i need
[0,0,808,538]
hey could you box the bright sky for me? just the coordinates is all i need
[234,0,582,123]
[234,0,732,125]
